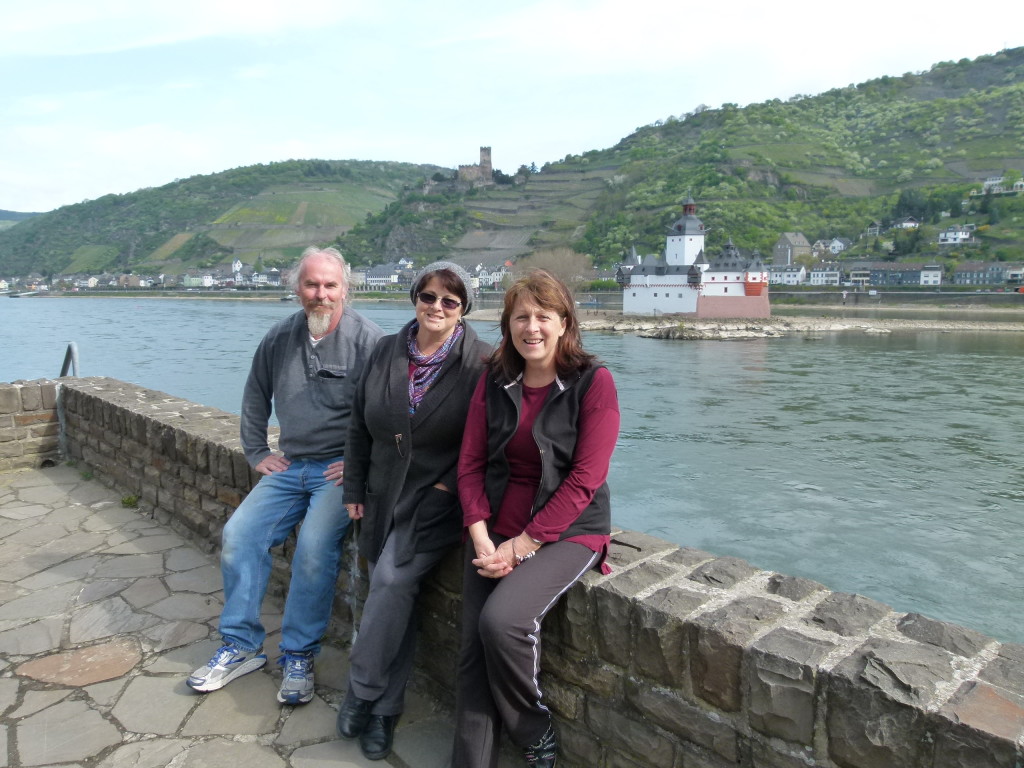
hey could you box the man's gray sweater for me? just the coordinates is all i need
[240,306,384,467]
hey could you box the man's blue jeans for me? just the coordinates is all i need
[219,457,349,655]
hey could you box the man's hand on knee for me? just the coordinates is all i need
[255,454,291,475]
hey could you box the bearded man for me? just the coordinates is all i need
[187,246,383,705]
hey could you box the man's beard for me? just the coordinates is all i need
[306,308,333,337]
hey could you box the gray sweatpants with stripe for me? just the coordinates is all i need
[452,536,599,768]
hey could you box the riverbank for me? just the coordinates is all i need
[469,305,1024,337]
[16,293,1024,336]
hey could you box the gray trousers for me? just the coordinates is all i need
[347,532,449,716]
[452,536,599,768]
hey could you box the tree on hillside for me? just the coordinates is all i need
[894,188,927,220]
[795,253,816,270]
[891,227,923,256]
[493,169,515,185]
[978,189,994,215]
[514,248,593,291]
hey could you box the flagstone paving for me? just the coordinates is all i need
[0,465,517,768]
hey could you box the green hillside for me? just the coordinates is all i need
[334,47,1024,271]
[0,210,40,234]
[4,47,1024,279]
[0,160,447,277]
[573,48,1024,263]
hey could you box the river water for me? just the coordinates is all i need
[3,297,1022,644]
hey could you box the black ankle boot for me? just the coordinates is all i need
[523,723,557,767]
[360,714,397,761]
[336,691,373,739]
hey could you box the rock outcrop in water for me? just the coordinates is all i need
[570,312,1024,338]
[475,307,1024,337]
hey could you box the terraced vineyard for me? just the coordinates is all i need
[447,168,619,266]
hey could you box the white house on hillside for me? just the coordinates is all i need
[938,225,973,245]
[830,237,852,255]
[476,264,511,288]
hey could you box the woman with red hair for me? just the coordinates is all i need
[453,269,620,768]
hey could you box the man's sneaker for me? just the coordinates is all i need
[186,644,267,692]
[276,652,315,705]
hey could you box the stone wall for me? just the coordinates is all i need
[51,377,1024,767]
[696,294,772,320]
[0,379,60,471]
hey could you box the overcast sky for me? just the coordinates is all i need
[2,0,1021,213]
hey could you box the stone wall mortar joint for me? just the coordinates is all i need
[927,640,1003,712]
[591,545,687,587]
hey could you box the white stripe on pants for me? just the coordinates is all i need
[452,536,598,768]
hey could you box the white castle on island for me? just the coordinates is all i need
[617,197,770,318]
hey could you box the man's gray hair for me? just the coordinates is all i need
[290,246,350,298]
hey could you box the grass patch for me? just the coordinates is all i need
[149,233,194,261]
[65,245,119,273]
[214,185,398,227]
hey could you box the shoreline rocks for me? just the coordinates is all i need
[471,308,1024,338]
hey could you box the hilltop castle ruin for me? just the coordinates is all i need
[457,147,493,184]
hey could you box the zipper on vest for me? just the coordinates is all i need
[531,447,546,515]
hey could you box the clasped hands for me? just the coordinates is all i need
[471,533,541,579]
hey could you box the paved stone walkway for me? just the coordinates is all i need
[0,465,508,768]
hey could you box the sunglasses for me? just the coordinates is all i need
[416,291,462,311]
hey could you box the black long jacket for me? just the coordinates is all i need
[343,320,491,565]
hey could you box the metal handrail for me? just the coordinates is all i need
[60,342,79,377]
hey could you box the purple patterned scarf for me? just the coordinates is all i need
[407,321,464,414]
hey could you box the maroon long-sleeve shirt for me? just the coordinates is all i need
[458,368,620,573]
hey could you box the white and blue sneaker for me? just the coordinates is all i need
[186,644,267,692]
[276,652,315,705]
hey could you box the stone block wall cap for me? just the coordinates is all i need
[897,612,991,658]
[688,556,760,589]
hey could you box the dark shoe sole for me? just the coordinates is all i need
[361,746,392,761]
[277,691,314,705]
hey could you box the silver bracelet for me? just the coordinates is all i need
[514,549,535,566]
[512,539,535,566]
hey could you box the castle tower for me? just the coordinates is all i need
[479,147,492,180]
[665,195,705,266]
